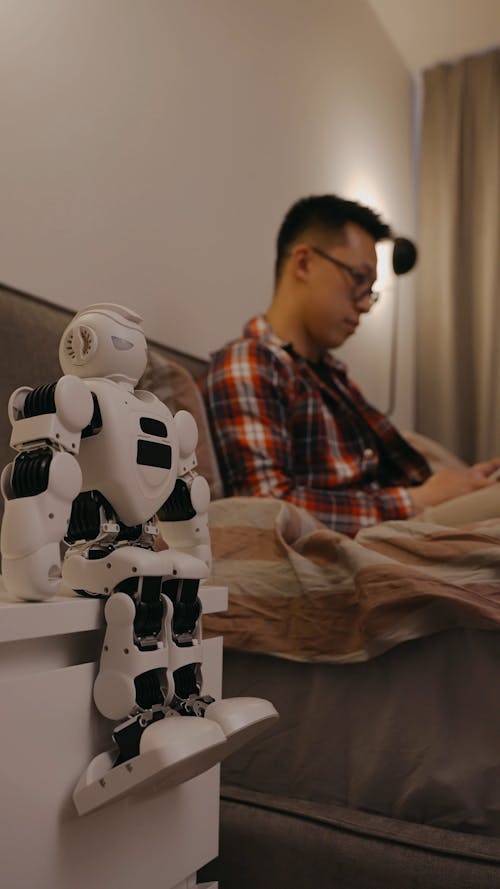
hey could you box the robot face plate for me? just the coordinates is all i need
[59,304,148,386]
[77,381,179,526]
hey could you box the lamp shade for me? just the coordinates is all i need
[392,237,418,276]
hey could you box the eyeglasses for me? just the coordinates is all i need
[310,245,380,307]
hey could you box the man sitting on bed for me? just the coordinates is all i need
[200,194,500,537]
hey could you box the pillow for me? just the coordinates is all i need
[139,347,223,499]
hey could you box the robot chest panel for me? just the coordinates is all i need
[79,383,179,525]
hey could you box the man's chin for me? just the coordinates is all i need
[326,331,352,350]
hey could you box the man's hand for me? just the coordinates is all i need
[410,458,500,514]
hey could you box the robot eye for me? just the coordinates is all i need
[111,336,134,351]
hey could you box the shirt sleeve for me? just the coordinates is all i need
[201,340,415,536]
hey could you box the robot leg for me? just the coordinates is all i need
[163,576,279,758]
[0,449,82,600]
[69,544,277,814]
[71,550,227,815]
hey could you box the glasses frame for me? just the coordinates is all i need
[310,245,380,307]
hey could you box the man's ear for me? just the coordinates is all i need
[289,244,311,282]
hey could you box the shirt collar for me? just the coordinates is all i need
[243,315,347,375]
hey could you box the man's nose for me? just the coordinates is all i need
[355,294,373,314]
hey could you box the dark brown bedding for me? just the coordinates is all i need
[221,628,500,838]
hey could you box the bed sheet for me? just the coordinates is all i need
[204,497,500,663]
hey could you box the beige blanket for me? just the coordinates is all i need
[204,497,500,663]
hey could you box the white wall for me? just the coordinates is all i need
[0,0,416,427]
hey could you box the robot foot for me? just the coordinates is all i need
[170,693,279,756]
[205,697,279,758]
[73,713,226,816]
[73,698,279,815]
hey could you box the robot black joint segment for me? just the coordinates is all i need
[134,669,165,709]
[11,448,52,498]
[23,383,57,418]
[173,664,201,700]
[134,600,164,639]
[81,393,103,439]
[116,577,140,596]
[157,479,196,521]
[116,521,142,542]
[113,710,165,765]
[66,491,106,543]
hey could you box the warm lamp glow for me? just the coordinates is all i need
[340,173,390,223]
[375,240,394,293]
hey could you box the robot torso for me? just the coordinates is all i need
[78,379,179,527]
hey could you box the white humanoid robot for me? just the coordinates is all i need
[0,303,277,815]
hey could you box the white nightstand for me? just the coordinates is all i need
[0,579,226,889]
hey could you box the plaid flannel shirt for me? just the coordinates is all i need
[200,316,431,536]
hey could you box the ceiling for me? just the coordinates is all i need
[366,0,500,74]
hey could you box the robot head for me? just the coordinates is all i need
[59,304,148,386]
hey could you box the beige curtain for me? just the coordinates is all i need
[416,48,500,463]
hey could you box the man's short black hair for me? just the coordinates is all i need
[275,194,392,283]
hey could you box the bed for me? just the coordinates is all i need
[2,284,500,888]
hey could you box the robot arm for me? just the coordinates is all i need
[156,410,212,573]
[0,375,94,600]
